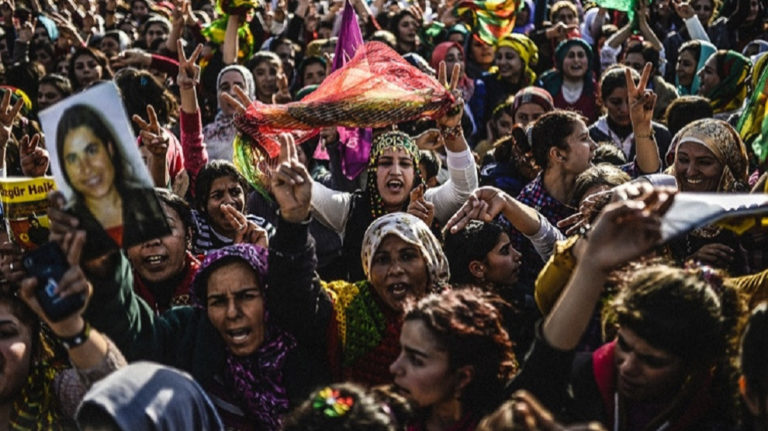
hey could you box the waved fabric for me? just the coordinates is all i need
[360,212,450,290]
[455,0,522,46]
[593,0,638,22]
[703,50,752,114]
[670,119,750,192]
[737,53,768,161]
[233,42,455,160]
[77,362,224,430]
[202,2,256,61]
[675,41,716,96]
[334,0,372,181]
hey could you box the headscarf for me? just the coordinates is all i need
[36,14,59,41]
[365,131,422,218]
[676,40,716,96]
[77,362,224,430]
[701,50,752,114]
[361,213,450,291]
[737,52,768,145]
[495,33,539,85]
[203,65,256,161]
[511,86,554,117]
[671,119,749,192]
[216,65,256,108]
[430,41,474,99]
[540,38,594,97]
[743,39,768,60]
[191,243,297,431]
[513,0,535,34]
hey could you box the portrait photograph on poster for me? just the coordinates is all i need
[39,82,170,257]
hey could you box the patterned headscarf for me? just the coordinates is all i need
[676,40,716,96]
[361,212,450,292]
[366,131,422,218]
[511,86,554,117]
[671,119,749,192]
[737,52,768,145]
[701,50,752,114]
[495,33,539,85]
[191,243,296,431]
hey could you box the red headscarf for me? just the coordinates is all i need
[430,41,475,100]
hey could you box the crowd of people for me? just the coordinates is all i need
[0,0,766,429]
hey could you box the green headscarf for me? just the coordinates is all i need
[675,40,716,96]
[702,50,752,114]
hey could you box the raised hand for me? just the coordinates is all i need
[414,129,443,151]
[626,63,657,131]
[221,204,269,247]
[20,133,49,177]
[688,243,734,268]
[445,186,508,233]
[17,16,37,43]
[176,40,202,91]
[0,90,23,145]
[110,48,152,69]
[220,85,253,115]
[436,60,463,129]
[132,105,169,158]
[0,238,24,287]
[50,11,86,47]
[407,184,435,226]
[271,133,312,223]
[582,188,674,274]
[273,73,292,104]
[18,229,92,338]
[172,169,190,197]
[557,190,613,236]
[672,0,695,19]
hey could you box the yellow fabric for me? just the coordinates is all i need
[534,235,579,315]
[322,280,360,348]
[495,34,538,85]
[726,268,768,309]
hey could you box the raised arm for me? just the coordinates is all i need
[628,64,661,174]
[222,14,241,65]
[176,41,207,188]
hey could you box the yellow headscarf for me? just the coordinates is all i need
[495,34,538,85]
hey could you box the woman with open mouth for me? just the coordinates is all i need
[480,33,539,125]
[310,65,477,282]
[666,118,751,275]
[539,38,599,124]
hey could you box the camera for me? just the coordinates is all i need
[22,242,84,322]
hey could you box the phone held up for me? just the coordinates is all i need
[22,241,84,322]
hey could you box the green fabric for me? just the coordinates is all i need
[455,0,522,45]
[342,281,386,367]
[593,0,638,22]
[704,50,751,113]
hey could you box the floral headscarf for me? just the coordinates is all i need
[191,243,296,431]
[365,131,422,218]
[676,40,716,96]
[495,33,539,85]
[361,213,450,291]
[701,50,752,114]
[671,119,749,192]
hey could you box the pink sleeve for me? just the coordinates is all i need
[165,129,184,180]
[180,109,207,194]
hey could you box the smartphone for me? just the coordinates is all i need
[22,242,84,322]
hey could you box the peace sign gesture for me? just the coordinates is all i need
[0,90,23,146]
[271,133,312,223]
[20,133,49,177]
[220,85,252,116]
[436,60,463,128]
[132,105,169,158]
[176,40,202,91]
[626,63,657,133]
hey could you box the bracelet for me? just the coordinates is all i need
[634,131,655,140]
[58,321,91,350]
[440,124,463,140]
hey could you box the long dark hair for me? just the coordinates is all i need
[55,104,129,200]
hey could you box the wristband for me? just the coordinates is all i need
[58,321,91,350]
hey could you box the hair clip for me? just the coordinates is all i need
[312,387,354,418]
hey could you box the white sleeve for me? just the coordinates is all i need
[425,148,478,223]
[684,15,711,42]
[310,181,352,236]
[600,44,621,74]
[524,214,567,262]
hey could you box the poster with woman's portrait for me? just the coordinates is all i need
[40,82,170,258]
